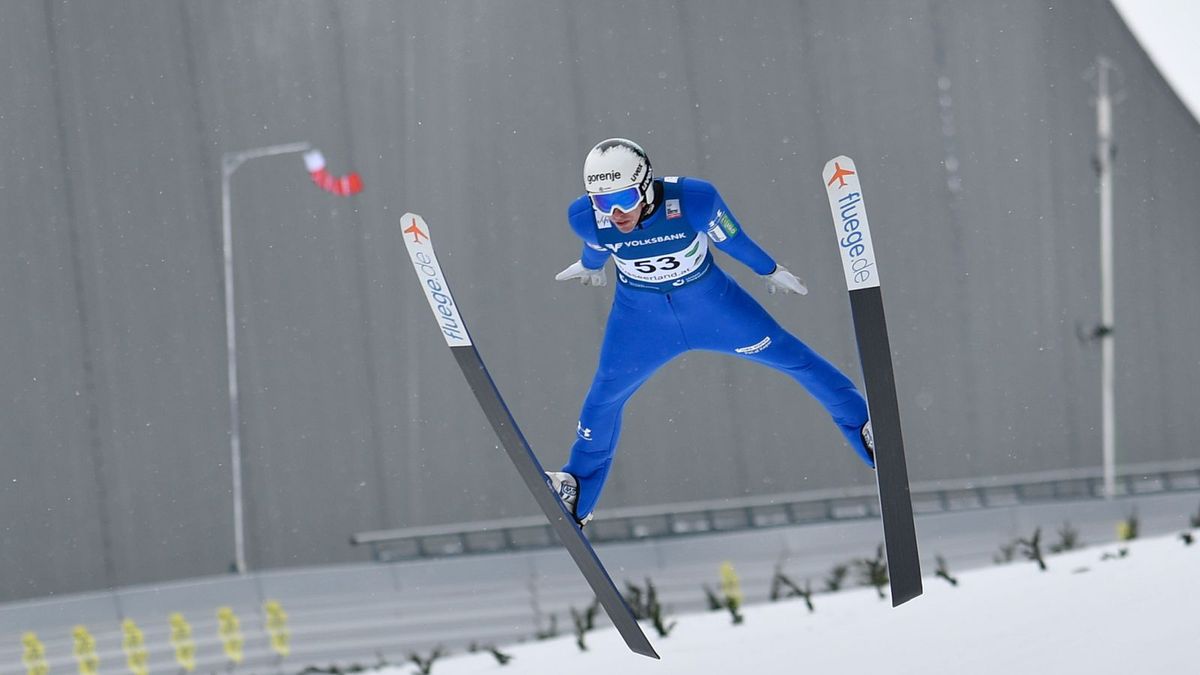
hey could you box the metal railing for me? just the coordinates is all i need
[352,459,1200,562]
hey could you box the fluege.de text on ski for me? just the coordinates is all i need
[837,191,876,287]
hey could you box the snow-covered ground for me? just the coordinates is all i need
[377,532,1197,675]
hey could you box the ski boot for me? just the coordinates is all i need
[545,471,593,526]
[860,420,876,468]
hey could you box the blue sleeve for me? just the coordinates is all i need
[680,178,777,275]
[568,196,611,270]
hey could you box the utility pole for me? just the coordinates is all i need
[1093,58,1117,499]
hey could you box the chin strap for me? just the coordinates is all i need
[637,181,660,223]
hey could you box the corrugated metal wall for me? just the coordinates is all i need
[2,0,1198,601]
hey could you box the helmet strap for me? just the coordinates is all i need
[638,180,661,223]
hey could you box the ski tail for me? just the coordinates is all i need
[821,158,923,606]
[399,213,659,658]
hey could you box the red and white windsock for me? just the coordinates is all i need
[303,150,363,196]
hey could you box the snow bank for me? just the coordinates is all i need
[376,532,1197,674]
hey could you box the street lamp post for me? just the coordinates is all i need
[1091,58,1117,500]
[220,141,312,574]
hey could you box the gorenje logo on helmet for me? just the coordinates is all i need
[587,171,622,185]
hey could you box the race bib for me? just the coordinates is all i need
[613,234,709,284]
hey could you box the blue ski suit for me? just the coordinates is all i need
[563,177,870,519]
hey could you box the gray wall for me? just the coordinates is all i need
[2,0,1198,600]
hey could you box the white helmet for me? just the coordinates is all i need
[583,138,654,215]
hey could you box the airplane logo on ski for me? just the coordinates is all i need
[826,161,856,189]
[404,218,429,244]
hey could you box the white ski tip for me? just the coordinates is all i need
[400,213,472,347]
[401,212,427,234]
[822,155,880,291]
[823,154,852,170]
[822,155,858,189]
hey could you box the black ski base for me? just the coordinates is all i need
[849,286,923,606]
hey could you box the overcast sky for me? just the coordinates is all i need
[1110,0,1200,123]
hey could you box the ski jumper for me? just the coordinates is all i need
[562,177,871,518]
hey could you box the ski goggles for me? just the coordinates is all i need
[590,186,643,216]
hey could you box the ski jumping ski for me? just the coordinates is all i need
[822,156,923,606]
[399,213,660,659]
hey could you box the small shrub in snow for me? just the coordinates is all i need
[298,654,388,675]
[769,566,815,612]
[570,599,600,652]
[1049,521,1083,554]
[1018,528,1047,571]
[625,578,676,637]
[407,647,444,675]
[624,581,647,620]
[1100,547,1129,561]
[533,614,558,641]
[935,555,959,586]
[823,564,850,592]
[483,645,512,666]
[994,540,1019,564]
[855,544,889,600]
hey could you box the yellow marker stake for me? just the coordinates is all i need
[121,620,148,675]
[169,613,197,672]
[720,561,743,608]
[217,607,245,664]
[72,626,99,675]
[263,601,291,658]
[1116,516,1138,542]
[21,632,48,675]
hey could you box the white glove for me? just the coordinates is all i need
[555,260,607,287]
[764,265,808,295]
